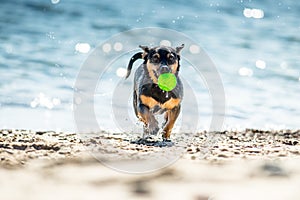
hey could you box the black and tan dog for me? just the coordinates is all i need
[126,44,184,141]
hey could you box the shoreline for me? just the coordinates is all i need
[1,129,300,199]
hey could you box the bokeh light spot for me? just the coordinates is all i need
[75,43,91,53]
[51,0,60,4]
[243,8,264,19]
[102,43,111,53]
[160,40,172,46]
[116,67,127,77]
[239,67,253,77]
[189,45,200,54]
[113,42,123,51]
[255,60,266,69]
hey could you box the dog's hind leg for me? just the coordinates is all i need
[162,105,181,140]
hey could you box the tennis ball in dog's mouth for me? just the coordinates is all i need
[158,73,177,91]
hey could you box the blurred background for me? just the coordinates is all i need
[0,0,299,131]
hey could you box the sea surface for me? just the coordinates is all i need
[0,0,299,132]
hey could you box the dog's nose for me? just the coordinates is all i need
[160,65,171,74]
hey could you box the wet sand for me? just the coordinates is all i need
[1,129,300,200]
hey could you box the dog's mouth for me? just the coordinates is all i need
[156,65,172,77]
[147,63,175,84]
[153,70,171,80]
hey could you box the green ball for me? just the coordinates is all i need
[158,73,177,91]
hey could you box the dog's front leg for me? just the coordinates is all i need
[137,104,159,138]
[162,105,181,140]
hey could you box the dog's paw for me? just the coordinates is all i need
[161,138,174,147]
[162,138,172,142]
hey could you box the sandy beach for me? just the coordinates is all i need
[1,129,300,200]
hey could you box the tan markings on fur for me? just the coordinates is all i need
[161,98,181,109]
[137,112,146,123]
[153,53,160,58]
[146,60,158,83]
[169,61,178,74]
[140,95,158,109]
[142,52,147,59]
[166,53,178,74]
[140,95,180,110]
[137,112,150,126]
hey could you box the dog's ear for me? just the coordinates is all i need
[139,45,149,60]
[175,44,184,73]
[175,44,184,55]
[139,45,149,52]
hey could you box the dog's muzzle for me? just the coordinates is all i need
[159,65,171,75]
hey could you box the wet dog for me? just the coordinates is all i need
[126,44,184,141]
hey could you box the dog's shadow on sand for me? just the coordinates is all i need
[130,138,174,147]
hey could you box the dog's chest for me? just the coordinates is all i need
[140,84,181,110]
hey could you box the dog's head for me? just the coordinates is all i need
[139,44,184,83]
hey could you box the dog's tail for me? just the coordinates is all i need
[125,52,143,79]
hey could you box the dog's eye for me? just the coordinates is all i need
[168,54,176,63]
[151,54,160,63]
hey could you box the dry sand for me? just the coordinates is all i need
[1,129,300,200]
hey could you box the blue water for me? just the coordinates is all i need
[0,0,299,132]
